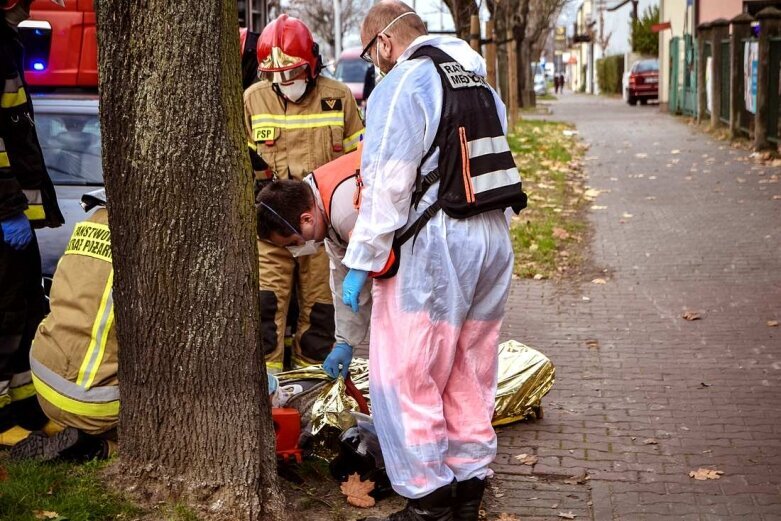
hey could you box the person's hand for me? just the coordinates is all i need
[323,342,354,379]
[342,269,369,313]
[1,213,32,250]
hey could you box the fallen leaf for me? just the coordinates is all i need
[563,473,589,485]
[622,212,633,219]
[592,278,607,284]
[514,453,538,466]
[773,195,781,200]
[699,382,711,388]
[33,512,60,520]
[497,514,521,521]
[671,149,680,154]
[558,512,577,519]
[682,311,703,321]
[553,227,570,240]
[642,438,658,445]
[768,320,779,327]
[585,339,600,349]
[635,153,648,158]
[645,196,657,200]
[591,205,607,210]
[689,468,724,480]
[533,274,544,280]
[340,473,376,508]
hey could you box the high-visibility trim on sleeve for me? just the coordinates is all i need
[9,382,36,401]
[23,205,45,220]
[342,129,364,153]
[248,140,258,151]
[0,152,9,169]
[77,271,114,390]
[1,83,27,109]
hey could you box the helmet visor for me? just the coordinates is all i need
[258,64,309,84]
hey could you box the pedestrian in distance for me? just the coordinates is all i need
[339,1,527,519]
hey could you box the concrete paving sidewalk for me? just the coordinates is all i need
[489,93,781,520]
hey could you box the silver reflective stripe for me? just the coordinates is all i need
[22,189,43,205]
[9,370,31,389]
[3,76,22,93]
[30,356,119,403]
[472,168,521,194]
[0,380,9,397]
[467,136,510,158]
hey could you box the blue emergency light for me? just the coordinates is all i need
[32,61,46,71]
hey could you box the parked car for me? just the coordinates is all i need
[334,47,373,104]
[533,63,547,95]
[626,59,659,106]
[32,94,102,292]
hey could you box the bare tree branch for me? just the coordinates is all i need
[283,0,371,55]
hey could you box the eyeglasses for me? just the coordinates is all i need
[360,34,379,63]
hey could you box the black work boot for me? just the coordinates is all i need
[10,427,107,462]
[451,477,486,521]
[359,481,455,521]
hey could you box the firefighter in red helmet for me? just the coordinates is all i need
[244,14,364,373]
[0,0,65,448]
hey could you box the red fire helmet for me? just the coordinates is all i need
[257,14,319,80]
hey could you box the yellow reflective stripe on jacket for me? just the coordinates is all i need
[64,221,112,263]
[343,129,364,153]
[77,270,114,390]
[251,112,345,130]
[1,77,26,108]
[248,140,258,151]
[22,189,46,220]
[0,152,9,169]
[9,371,36,401]
[31,371,119,418]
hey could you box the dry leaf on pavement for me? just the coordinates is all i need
[33,512,60,520]
[689,468,724,480]
[340,473,376,508]
[768,320,779,327]
[497,514,521,521]
[553,227,571,240]
[585,339,600,349]
[563,473,589,485]
[682,311,703,321]
[514,453,538,465]
[642,438,658,445]
[558,512,577,519]
[592,278,607,284]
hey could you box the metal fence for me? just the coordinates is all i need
[769,37,781,144]
[670,35,698,116]
[720,39,730,125]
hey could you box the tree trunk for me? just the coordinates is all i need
[519,39,534,108]
[94,1,283,518]
[444,0,479,41]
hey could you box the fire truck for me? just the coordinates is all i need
[21,0,268,87]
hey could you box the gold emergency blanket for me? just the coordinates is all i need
[275,341,555,435]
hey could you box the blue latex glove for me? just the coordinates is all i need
[323,342,354,379]
[1,213,32,250]
[342,269,369,313]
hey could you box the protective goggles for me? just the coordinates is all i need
[258,64,309,84]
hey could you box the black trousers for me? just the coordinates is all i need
[0,231,47,432]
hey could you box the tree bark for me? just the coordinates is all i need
[94,1,283,518]
[443,0,479,41]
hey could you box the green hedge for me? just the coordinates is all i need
[597,55,625,95]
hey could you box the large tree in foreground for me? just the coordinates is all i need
[94,1,283,518]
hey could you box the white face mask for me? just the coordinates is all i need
[278,79,307,103]
[287,239,323,258]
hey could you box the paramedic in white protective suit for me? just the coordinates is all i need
[341,1,526,520]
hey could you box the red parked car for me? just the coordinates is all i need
[626,59,659,106]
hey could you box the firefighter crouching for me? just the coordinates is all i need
[11,192,116,461]
[244,14,364,372]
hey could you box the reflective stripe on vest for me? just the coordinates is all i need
[0,137,9,168]
[30,357,119,418]
[1,76,26,109]
[76,270,114,390]
[251,112,345,133]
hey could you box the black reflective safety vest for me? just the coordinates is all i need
[373,45,526,279]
